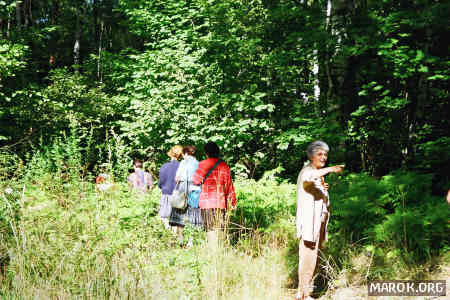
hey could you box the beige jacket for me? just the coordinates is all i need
[296,162,330,242]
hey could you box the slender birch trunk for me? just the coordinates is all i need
[98,21,104,82]
[73,9,81,72]
[7,12,11,39]
[313,48,320,103]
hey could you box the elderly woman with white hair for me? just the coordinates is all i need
[296,140,344,300]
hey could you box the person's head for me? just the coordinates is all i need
[133,159,143,169]
[306,140,329,169]
[204,141,220,158]
[168,145,183,160]
[183,145,196,157]
[96,174,107,184]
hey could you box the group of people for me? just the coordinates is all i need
[105,139,345,300]
[128,141,237,247]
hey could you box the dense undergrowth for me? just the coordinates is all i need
[0,136,449,299]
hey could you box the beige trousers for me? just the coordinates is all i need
[297,221,326,299]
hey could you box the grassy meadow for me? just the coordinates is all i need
[1,178,295,299]
[0,146,448,299]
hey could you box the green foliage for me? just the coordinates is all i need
[0,150,22,180]
[1,146,449,297]
[0,40,27,81]
[0,40,28,142]
[330,171,449,264]
[1,1,449,295]
[116,0,278,174]
[1,0,448,182]
[340,0,450,175]
[232,167,295,232]
[25,127,84,184]
[1,166,294,298]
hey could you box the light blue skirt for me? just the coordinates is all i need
[158,194,172,218]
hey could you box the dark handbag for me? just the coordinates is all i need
[188,159,221,208]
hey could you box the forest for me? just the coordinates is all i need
[0,0,449,299]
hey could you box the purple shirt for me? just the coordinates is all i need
[158,160,179,195]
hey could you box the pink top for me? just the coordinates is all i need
[128,169,153,193]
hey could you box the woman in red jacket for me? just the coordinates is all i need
[193,142,236,244]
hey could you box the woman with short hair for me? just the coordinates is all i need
[158,145,183,229]
[167,145,203,246]
[296,140,344,300]
[174,145,202,229]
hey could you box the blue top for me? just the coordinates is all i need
[158,160,179,195]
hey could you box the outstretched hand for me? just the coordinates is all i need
[332,165,345,173]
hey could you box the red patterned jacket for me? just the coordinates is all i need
[193,158,236,209]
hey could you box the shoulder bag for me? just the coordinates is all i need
[168,167,189,209]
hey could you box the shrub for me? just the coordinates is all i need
[0,150,23,181]
[328,170,449,266]
[232,167,296,233]
[0,184,21,275]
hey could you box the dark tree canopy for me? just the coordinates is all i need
[0,0,448,187]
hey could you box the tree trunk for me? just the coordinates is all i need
[313,48,320,102]
[16,0,21,29]
[324,0,334,107]
[28,0,33,27]
[93,0,99,43]
[51,0,58,24]
[403,26,432,167]
[108,25,113,49]
[23,0,29,27]
[7,12,11,39]
[98,20,104,82]
[326,0,332,28]
[73,12,81,71]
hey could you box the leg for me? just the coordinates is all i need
[297,239,319,299]
[175,225,184,244]
[297,222,327,299]
[161,217,170,229]
[314,221,328,275]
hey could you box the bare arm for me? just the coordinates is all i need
[302,165,344,198]
[313,165,344,177]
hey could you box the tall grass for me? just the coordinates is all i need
[1,132,448,299]
[1,181,292,299]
